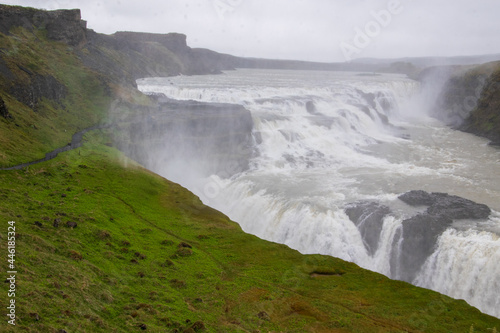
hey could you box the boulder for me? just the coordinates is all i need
[426,192,490,219]
[305,100,317,114]
[394,190,491,282]
[398,190,437,206]
[394,213,453,282]
[398,190,491,219]
[345,201,391,255]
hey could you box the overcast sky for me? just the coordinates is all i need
[2,0,500,62]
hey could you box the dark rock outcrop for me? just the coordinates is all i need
[460,62,500,145]
[113,31,189,54]
[345,201,391,255]
[433,67,487,127]
[0,95,11,119]
[0,6,87,46]
[398,190,435,206]
[43,9,87,47]
[393,190,491,282]
[305,101,317,114]
[114,98,254,178]
[426,193,491,219]
[399,190,491,220]
[0,4,236,90]
[427,61,500,143]
[395,213,453,282]
[10,74,66,110]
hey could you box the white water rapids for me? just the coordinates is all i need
[137,69,500,318]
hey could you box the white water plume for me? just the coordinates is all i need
[138,69,500,318]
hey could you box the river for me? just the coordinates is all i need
[137,68,500,318]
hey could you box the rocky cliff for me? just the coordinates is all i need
[0,4,234,91]
[0,4,238,167]
[460,63,500,144]
[0,6,87,46]
[425,61,500,144]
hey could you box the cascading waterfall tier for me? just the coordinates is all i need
[137,69,500,318]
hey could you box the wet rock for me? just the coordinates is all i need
[356,89,376,109]
[398,190,491,219]
[394,190,491,282]
[395,213,453,282]
[114,99,254,179]
[345,201,391,255]
[426,192,490,219]
[398,190,435,206]
[305,100,318,114]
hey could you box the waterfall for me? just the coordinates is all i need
[137,69,500,318]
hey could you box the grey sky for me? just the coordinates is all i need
[2,0,500,62]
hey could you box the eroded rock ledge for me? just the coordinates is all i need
[113,97,254,179]
[345,190,491,282]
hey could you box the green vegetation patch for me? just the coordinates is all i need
[0,26,111,167]
[0,132,498,332]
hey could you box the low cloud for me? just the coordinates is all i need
[3,0,500,62]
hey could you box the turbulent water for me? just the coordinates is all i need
[137,69,500,318]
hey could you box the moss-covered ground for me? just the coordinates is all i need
[0,132,499,332]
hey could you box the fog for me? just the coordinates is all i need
[3,0,500,62]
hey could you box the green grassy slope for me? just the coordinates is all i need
[0,25,112,167]
[0,133,499,332]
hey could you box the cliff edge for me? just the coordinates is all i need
[0,4,235,167]
[460,63,500,144]
[425,61,500,144]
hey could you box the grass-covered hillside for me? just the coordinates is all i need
[0,4,499,333]
[1,133,500,333]
[0,4,230,168]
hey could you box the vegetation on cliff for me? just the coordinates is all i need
[0,4,499,332]
[2,134,500,332]
[428,61,500,143]
[460,62,500,144]
[0,4,231,167]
